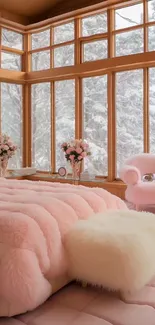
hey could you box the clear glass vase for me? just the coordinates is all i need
[71,161,81,180]
[0,158,8,177]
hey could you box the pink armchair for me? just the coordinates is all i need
[119,154,155,211]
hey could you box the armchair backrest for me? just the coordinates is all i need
[125,153,155,176]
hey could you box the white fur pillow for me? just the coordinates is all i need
[64,210,155,295]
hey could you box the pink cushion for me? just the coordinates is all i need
[126,154,155,175]
[126,182,155,205]
[119,165,141,185]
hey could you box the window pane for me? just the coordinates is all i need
[55,80,75,171]
[149,68,155,152]
[1,51,21,71]
[32,83,51,170]
[82,13,107,36]
[31,29,50,50]
[2,28,23,50]
[148,0,155,22]
[1,83,23,168]
[116,70,143,173]
[83,76,107,175]
[54,44,74,67]
[83,39,107,62]
[115,29,143,56]
[54,22,74,44]
[115,3,143,30]
[32,50,50,71]
[148,26,155,51]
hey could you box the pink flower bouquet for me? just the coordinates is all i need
[0,134,17,161]
[61,139,91,164]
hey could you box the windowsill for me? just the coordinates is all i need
[24,173,126,188]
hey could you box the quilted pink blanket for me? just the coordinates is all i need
[0,178,127,317]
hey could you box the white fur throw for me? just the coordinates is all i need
[64,210,155,295]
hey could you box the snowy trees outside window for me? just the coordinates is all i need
[1,83,23,169]
[55,80,75,171]
[31,83,51,171]
[116,70,144,172]
[83,76,108,175]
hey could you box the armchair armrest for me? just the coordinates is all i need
[119,165,141,185]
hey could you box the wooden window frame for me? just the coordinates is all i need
[0,0,155,180]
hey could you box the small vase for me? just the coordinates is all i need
[71,161,81,180]
[0,159,8,177]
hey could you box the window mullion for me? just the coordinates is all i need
[51,81,55,173]
[108,72,116,181]
[143,67,149,152]
[144,0,148,53]
[108,8,115,181]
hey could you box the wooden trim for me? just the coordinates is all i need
[22,83,31,167]
[108,8,114,58]
[29,40,75,56]
[107,9,115,181]
[27,51,155,82]
[25,174,127,199]
[29,45,50,54]
[144,0,148,53]
[0,69,26,82]
[79,32,108,43]
[146,21,155,28]
[0,0,154,34]
[108,72,116,181]
[0,25,23,36]
[50,18,75,28]
[24,33,31,72]
[143,67,149,152]
[50,26,54,68]
[113,24,143,35]
[23,84,28,166]
[28,84,32,166]
[1,46,24,55]
[51,81,55,173]
[51,40,74,49]
[30,26,51,35]
[25,0,139,32]
[0,19,25,32]
[75,18,81,65]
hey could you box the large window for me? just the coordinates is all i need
[0,83,23,168]
[31,22,75,71]
[0,0,155,180]
[1,28,23,71]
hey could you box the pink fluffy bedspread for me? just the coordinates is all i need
[0,178,127,317]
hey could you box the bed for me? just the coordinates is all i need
[0,177,127,317]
